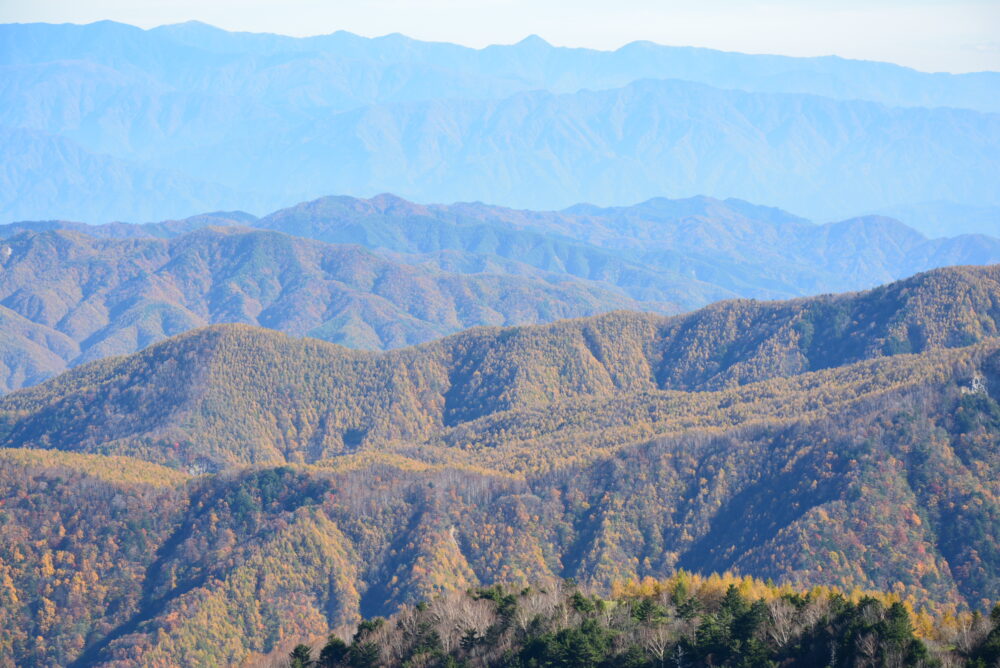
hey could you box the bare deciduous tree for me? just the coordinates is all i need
[643,624,673,668]
[766,598,799,647]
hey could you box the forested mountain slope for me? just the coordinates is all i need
[3,194,998,395]
[2,346,999,665]
[11,193,996,303]
[0,210,253,240]
[0,226,641,393]
[3,263,998,470]
[1,266,999,665]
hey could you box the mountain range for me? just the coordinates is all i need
[3,193,999,394]
[0,225,640,394]
[1,20,998,233]
[5,263,998,470]
[0,264,998,665]
[3,21,999,665]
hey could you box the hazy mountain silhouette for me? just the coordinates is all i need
[1,21,997,233]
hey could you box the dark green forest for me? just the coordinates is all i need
[284,578,1000,667]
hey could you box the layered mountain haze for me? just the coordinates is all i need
[3,193,999,394]
[1,20,997,232]
[247,81,998,220]
[255,194,1000,294]
[1,265,999,665]
[3,20,998,112]
[0,125,257,224]
[3,13,999,667]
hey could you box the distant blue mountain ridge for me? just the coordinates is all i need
[0,20,997,234]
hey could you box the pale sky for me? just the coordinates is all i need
[1,0,998,73]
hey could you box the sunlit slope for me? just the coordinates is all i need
[2,264,998,471]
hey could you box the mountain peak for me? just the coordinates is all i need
[149,19,226,36]
[826,214,927,238]
[369,192,411,205]
[515,34,551,49]
[164,19,215,28]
